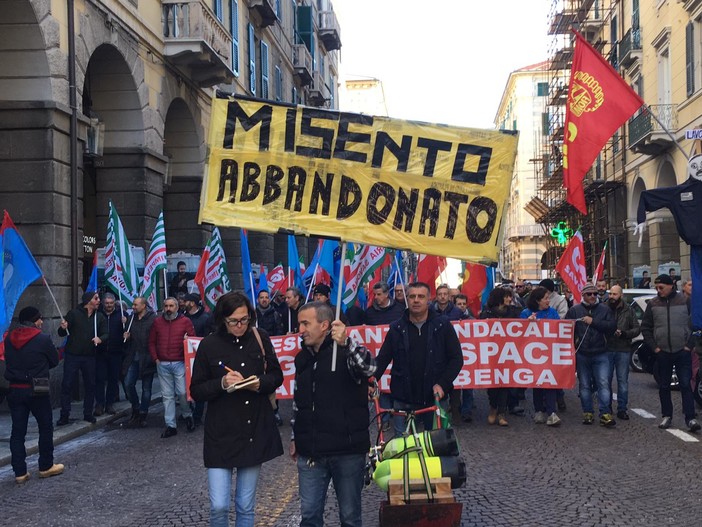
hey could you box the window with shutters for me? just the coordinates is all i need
[213,0,223,21]
[537,82,548,97]
[260,41,269,99]
[248,24,256,96]
[230,1,239,76]
[687,22,695,96]
[275,66,283,102]
[276,0,282,19]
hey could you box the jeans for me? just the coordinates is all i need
[208,465,261,527]
[95,352,123,408]
[297,454,365,527]
[576,353,613,415]
[8,388,54,476]
[532,388,557,414]
[60,353,96,418]
[157,361,191,428]
[460,389,474,417]
[656,350,695,421]
[609,351,630,411]
[124,360,154,414]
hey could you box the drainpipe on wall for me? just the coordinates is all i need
[68,0,79,307]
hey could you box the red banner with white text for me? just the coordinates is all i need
[184,318,576,399]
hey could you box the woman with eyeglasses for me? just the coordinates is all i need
[190,291,284,527]
[520,286,562,427]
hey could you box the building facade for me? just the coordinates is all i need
[496,62,551,281]
[0,0,341,315]
[525,0,697,287]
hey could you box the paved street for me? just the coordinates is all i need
[1,370,701,526]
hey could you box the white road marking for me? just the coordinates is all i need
[666,429,700,442]
[631,408,656,418]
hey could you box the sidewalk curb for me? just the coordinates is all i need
[0,395,163,468]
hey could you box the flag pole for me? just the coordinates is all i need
[643,104,689,161]
[331,240,347,373]
[287,264,292,333]
[42,276,69,335]
[163,268,169,300]
[305,262,320,302]
[123,313,134,343]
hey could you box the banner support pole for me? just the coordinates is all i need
[331,240,347,372]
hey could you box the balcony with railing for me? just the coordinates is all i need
[618,27,642,68]
[162,0,234,87]
[247,0,277,28]
[507,224,546,241]
[307,71,331,107]
[293,44,313,86]
[629,104,678,156]
[319,9,341,51]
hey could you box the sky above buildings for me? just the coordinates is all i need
[334,0,551,129]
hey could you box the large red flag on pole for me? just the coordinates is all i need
[563,31,644,214]
[555,231,588,304]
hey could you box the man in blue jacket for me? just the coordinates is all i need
[375,282,463,436]
[566,284,617,427]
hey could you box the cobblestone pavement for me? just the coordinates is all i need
[1,370,701,526]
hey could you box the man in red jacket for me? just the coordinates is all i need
[149,297,195,438]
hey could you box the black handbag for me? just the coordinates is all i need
[31,377,50,396]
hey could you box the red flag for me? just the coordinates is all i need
[563,31,644,214]
[269,264,287,296]
[461,263,489,317]
[555,231,588,304]
[592,241,608,285]
[416,254,447,298]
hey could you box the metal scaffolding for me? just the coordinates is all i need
[526,0,627,282]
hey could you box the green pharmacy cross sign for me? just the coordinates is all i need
[550,222,573,245]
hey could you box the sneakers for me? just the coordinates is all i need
[533,411,547,424]
[687,419,701,432]
[84,415,97,424]
[461,413,473,423]
[185,416,195,432]
[15,473,30,484]
[487,408,498,425]
[658,416,672,429]
[138,412,148,428]
[556,395,567,412]
[509,406,525,416]
[497,414,508,427]
[600,413,616,427]
[546,413,561,426]
[56,416,69,427]
[39,464,64,478]
[105,406,117,415]
[617,410,630,420]
[93,405,104,417]
[161,426,178,438]
[582,412,594,425]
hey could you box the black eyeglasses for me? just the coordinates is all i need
[225,316,251,327]
[583,292,597,297]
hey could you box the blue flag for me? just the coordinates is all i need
[257,264,268,295]
[240,229,255,304]
[1,211,42,334]
[386,250,404,296]
[288,235,304,291]
[86,251,99,293]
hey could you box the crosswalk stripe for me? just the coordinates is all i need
[631,408,656,418]
[666,429,700,443]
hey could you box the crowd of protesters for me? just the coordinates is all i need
[5,266,699,527]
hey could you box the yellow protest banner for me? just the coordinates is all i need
[199,96,518,263]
